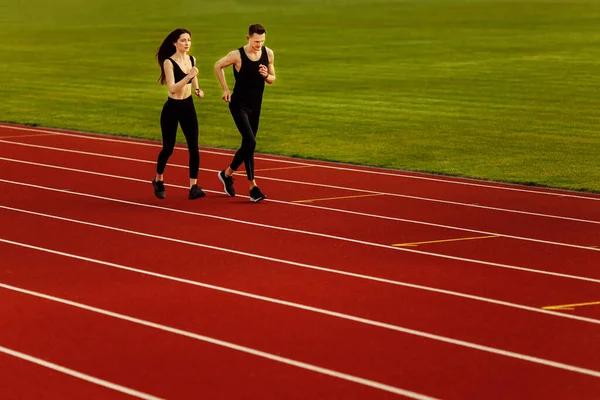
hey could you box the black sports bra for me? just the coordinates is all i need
[169,56,194,84]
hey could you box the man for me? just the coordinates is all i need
[214,23,276,202]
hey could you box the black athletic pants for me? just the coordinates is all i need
[229,101,260,181]
[157,96,199,179]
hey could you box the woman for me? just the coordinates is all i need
[152,28,206,200]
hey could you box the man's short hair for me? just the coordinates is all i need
[249,24,266,36]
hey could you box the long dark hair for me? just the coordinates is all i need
[156,28,191,85]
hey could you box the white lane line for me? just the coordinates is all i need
[0,156,598,255]
[0,345,162,399]
[2,236,599,328]
[0,139,598,226]
[2,281,600,381]
[257,175,600,225]
[1,179,599,284]
[0,283,437,400]
[2,202,600,325]
[1,123,598,202]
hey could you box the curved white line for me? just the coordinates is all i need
[0,283,437,399]
[0,124,598,202]
[0,138,597,225]
[0,345,161,399]
[1,282,599,381]
[1,179,599,283]
[2,189,600,306]
[1,176,599,283]
[2,237,599,328]
[0,153,598,254]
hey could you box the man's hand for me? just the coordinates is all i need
[222,89,231,102]
[258,64,269,78]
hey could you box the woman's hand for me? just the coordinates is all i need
[187,66,199,79]
[195,88,204,98]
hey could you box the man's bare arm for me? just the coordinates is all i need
[214,50,240,102]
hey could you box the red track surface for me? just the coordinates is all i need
[0,123,599,399]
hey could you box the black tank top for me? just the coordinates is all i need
[232,47,268,106]
[169,56,194,84]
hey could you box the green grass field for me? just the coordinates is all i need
[1,0,599,192]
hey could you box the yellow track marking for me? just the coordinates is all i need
[542,301,600,311]
[293,193,385,204]
[393,235,499,247]
[234,165,315,174]
[0,134,56,139]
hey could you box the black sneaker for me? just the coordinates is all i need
[152,178,165,199]
[188,184,206,200]
[218,170,235,197]
[249,186,266,202]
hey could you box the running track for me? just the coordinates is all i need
[0,123,599,399]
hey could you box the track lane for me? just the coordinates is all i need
[1,123,598,198]
[2,197,600,369]
[0,124,597,220]
[0,154,599,283]
[0,350,146,400]
[1,286,409,400]
[1,175,599,308]
[0,135,598,250]
[1,125,599,398]
[2,245,600,399]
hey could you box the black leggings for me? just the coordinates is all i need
[156,96,199,179]
[229,101,261,181]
